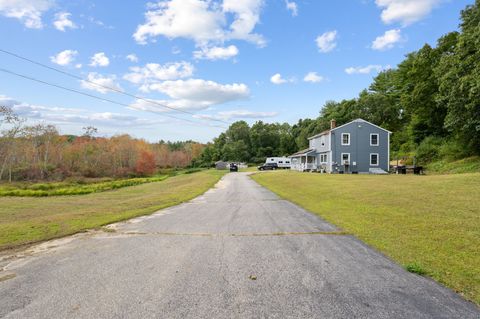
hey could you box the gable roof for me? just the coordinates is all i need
[331,118,392,133]
[308,129,331,140]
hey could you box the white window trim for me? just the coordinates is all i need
[341,153,350,165]
[320,154,328,163]
[370,153,379,166]
[341,133,350,146]
[370,133,379,146]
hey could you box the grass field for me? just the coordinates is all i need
[251,171,480,305]
[0,169,224,250]
[0,175,169,197]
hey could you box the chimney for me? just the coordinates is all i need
[330,119,336,129]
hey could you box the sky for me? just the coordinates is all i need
[0,0,474,142]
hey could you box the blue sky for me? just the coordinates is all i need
[0,0,473,142]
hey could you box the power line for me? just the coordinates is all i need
[0,48,231,125]
[0,67,227,129]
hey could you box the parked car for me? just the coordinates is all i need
[229,163,238,172]
[257,163,278,171]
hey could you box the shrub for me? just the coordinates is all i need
[415,137,445,164]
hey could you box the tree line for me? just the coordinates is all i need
[0,107,204,182]
[195,1,480,166]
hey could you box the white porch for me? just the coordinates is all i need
[289,149,317,172]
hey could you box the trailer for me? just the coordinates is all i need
[265,157,291,169]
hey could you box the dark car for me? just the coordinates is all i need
[257,163,278,171]
[229,163,238,172]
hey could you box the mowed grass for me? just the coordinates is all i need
[0,170,225,250]
[251,171,480,305]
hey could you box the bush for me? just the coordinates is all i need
[415,137,445,164]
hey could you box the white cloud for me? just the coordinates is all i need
[50,49,78,66]
[80,72,122,94]
[194,109,277,121]
[53,12,76,31]
[0,0,53,29]
[316,30,337,53]
[130,79,250,112]
[133,0,265,47]
[371,29,402,50]
[376,0,442,26]
[89,52,110,67]
[193,45,239,60]
[270,73,288,85]
[123,61,194,85]
[0,94,162,127]
[126,54,139,63]
[345,65,390,75]
[285,0,298,16]
[303,72,324,83]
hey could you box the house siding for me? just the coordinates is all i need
[331,121,389,173]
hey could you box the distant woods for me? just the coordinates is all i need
[196,1,480,166]
[0,108,204,182]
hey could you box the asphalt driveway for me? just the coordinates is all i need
[0,172,478,318]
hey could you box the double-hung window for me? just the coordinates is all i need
[341,153,350,165]
[370,133,379,146]
[320,154,327,163]
[370,153,379,166]
[341,133,350,145]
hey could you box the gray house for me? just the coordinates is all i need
[289,119,391,174]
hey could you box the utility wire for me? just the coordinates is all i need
[0,67,227,129]
[0,48,230,125]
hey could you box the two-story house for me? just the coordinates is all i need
[289,119,391,174]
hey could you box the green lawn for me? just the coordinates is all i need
[0,170,225,250]
[251,171,480,305]
[0,175,169,197]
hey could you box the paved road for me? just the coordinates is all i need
[0,173,478,318]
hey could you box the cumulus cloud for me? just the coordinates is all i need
[89,52,110,67]
[303,72,324,83]
[345,65,391,75]
[53,12,76,31]
[194,109,277,121]
[0,0,53,29]
[270,73,290,85]
[130,79,250,112]
[193,45,239,60]
[376,0,442,26]
[123,61,194,86]
[80,73,122,94]
[0,94,161,127]
[126,54,139,63]
[50,49,78,66]
[371,29,402,50]
[285,0,298,16]
[316,30,337,53]
[133,0,265,47]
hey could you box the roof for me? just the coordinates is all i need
[289,148,316,157]
[308,129,331,140]
[307,119,391,140]
[330,118,392,134]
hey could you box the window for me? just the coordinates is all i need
[370,153,379,166]
[370,133,379,146]
[320,154,327,163]
[279,161,283,163]
[341,133,350,145]
[286,161,290,164]
[341,153,350,165]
